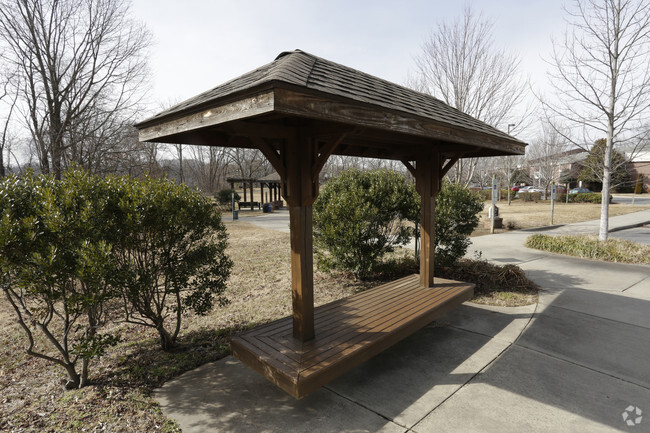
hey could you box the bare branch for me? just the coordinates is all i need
[541,0,650,240]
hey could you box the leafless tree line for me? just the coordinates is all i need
[0,0,151,179]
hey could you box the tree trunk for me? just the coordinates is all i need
[80,358,90,388]
[599,134,613,241]
[157,324,175,351]
[62,363,81,389]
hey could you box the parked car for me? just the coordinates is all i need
[520,186,543,193]
[510,186,521,192]
[569,187,591,194]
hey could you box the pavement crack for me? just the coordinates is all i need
[406,303,540,429]
[408,342,513,429]
[541,304,650,331]
[622,274,650,293]
[514,344,650,392]
[322,386,404,429]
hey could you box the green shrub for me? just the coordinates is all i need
[313,169,418,279]
[519,191,542,202]
[474,188,512,201]
[113,176,233,350]
[313,171,484,278]
[0,169,122,388]
[0,168,234,390]
[526,234,650,264]
[476,189,492,201]
[215,188,240,205]
[432,182,484,267]
[568,193,612,203]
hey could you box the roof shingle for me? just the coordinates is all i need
[137,50,521,145]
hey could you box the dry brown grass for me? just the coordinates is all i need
[191,221,361,332]
[474,200,648,235]
[0,221,363,433]
[6,199,608,430]
[437,259,539,307]
[526,233,650,264]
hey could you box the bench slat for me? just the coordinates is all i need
[230,275,474,399]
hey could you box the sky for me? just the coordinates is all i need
[130,0,569,132]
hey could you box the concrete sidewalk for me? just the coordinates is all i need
[522,207,650,235]
[155,211,650,432]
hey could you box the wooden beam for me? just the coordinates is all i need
[401,159,416,178]
[311,133,347,181]
[274,88,526,156]
[441,156,460,178]
[416,151,440,288]
[222,120,292,140]
[256,139,286,179]
[138,90,275,142]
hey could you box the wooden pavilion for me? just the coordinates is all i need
[226,173,283,210]
[135,50,526,398]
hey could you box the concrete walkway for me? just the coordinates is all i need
[155,210,650,432]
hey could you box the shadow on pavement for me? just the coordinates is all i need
[155,266,650,432]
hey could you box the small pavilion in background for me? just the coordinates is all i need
[135,50,526,398]
[226,173,283,211]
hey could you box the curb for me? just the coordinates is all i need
[608,220,650,233]
[520,224,565,232]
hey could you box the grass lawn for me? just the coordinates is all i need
[3,196,644,431]
[472,200,648,235]
[0,221,364,432]
[526,233,650,264]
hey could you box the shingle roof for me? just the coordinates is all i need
[137,50,521,145]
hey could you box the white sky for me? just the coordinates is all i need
[130,0,568,131]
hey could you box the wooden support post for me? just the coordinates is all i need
[289,206,314,340]
[415,152,441,289]
[284,136,319,341]
[250,182,254,211]
[254,133,341,342]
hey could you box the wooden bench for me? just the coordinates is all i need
[231,274,474,399]
[238,201,261,210]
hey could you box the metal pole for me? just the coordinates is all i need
[491,174,497,234]
[506,123,515,207]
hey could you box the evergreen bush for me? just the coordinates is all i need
[313,170,483,277]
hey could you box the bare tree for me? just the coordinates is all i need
[410,5,532,186]
[226,148,271,180]
[526,123,572,193]
[542,0,650,240]
[187,145,227,193]
[0,67,19,177]
[0,0,151,179]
